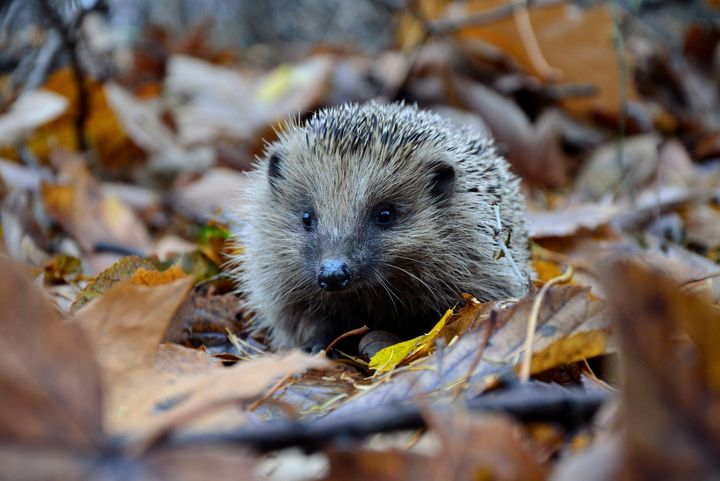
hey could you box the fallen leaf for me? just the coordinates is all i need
[131,265,188,286]
[455,1,638,119]
[0,254,103,447]
[427,410,548,481]
[369,309,452,373]
[105,83,214,175]
[0,90,68,145]
[75,276,325,437]
[605,261,720,480]
[330,285,612,418]
[41,152,151,255]
[322,449,436,481]
[450,74,567,187]
[70,255,156,312]
[172,167,247,222]
[575,134,661,201]
[528,204,621,238]
[163,286,246,348]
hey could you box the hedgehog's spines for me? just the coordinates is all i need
[233,102,533,349]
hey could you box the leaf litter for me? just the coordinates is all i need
[2,1,720,480]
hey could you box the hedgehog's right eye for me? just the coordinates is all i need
[302,211,314,230]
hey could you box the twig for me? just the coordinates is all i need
[36,0,95,153]
[493,202,524,283]
[326,325,370,352]
[610,0,633,206]
[168,384,609,452]
[247,373,293,412]
[519,266,574,382]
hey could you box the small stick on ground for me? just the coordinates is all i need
[326,325,370,352]
[493,202,524,284]
[519,266,574,382]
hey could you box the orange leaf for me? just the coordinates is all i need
[131,266,188,286]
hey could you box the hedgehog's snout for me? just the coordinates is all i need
[317,259,352,292]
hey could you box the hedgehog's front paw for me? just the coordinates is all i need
[302,343,326,355]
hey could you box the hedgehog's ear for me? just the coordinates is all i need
[267,152,284,184]
[429,162,456,201]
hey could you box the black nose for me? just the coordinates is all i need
[318,260,352,291]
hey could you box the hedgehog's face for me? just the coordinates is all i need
[262,145,458,299]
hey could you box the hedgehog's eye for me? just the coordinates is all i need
[302,211,314,230]
[373,204,396,227]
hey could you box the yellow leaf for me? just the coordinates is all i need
[369,308,453,373]
[256,64,293,103]
[521,330,607,376]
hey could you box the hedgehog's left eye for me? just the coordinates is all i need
[302,211,314,230]
[373,204,396,227]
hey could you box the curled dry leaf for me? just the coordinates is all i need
[454,1,637,119]
[450,74,567,187]
[166,54,333,146]
[322,411,546,481]
[322,449,436,481]
[105,83,215,174]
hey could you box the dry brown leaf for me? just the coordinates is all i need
[75,276,325,437]
[528,204,621,238]
[330,285,611,417]
[427,410,548,481]
[605,261,720,480]
[680,202,720,251]
[0,258,261,481]
[450,74,567,187]
[163,287,245,347]
[75,278,194,427]
[166,54,333,146]
[105,83,214,174]
[455,1,638,119]
[172,167,247,222]
[575,135,661,201]
[0,69,147,173]
[322,449,437,481]
[0,439,260,481]
[0,254,103,447]
[70,255,156,312]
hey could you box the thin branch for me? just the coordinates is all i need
[167,384,609,452]
[36,0,94,153]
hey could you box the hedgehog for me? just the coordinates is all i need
[232,102,533,350]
